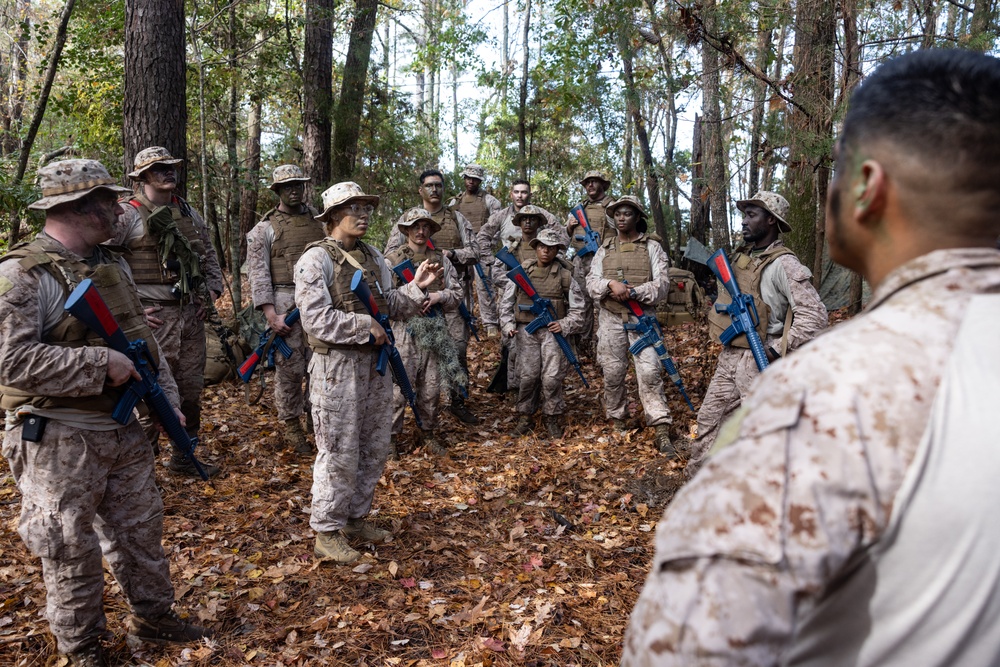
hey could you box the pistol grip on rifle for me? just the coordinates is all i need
[375,346,389,376]
[274,337,294,360]
[111,380,146,425]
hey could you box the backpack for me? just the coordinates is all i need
[657,267,705,327]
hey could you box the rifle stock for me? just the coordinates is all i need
[65,279,210,480]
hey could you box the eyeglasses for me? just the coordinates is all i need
[345,203,374,216]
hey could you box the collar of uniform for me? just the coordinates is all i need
[743,238,785,257]
[867,247,1000,312]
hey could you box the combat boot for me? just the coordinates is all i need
[544,416,564,439]
[167,453,221,478]
[67,643,106,667]
[513,415,534,436]
[612,418,629,432]
[284,418,311,453]
[343,518,392,543]
[449,399,480,425]
[655,424,677,458]
[314,530,361,564]
[127,610,211,645]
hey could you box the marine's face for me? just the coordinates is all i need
[405,220,434,247]
[80,191,124,245]
[614,205,639,234]
[277,182,304,209]
[464,176,482,194]
[334,202,373,239]
[144,163,177,193]
[535,243,558,265]
[519,215,542,235]
[583,178,605,201]
[420,176,444,206]
[740,205,772,245]
[511,184,531,209]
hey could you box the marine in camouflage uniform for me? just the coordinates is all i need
[448,164,502,333]
[245,165,324,453]
[498,228,586,439]
[0,160,209,666]
[296,182,439,565]
[688,191,827,474]
[565,170,615,356]
[623,49,1000,666]
[110,146,223,477]
[384,169,482,425]
[585,196,674,454]
[384,209,464,454]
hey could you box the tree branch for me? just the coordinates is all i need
[941,0,973,11]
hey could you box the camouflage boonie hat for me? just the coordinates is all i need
[579,170,612,188]
[29,159,130,211]
[398,207,442,235]
[128,146,183,179]
[736,190,792,233]
[269,164,310,191]
[529,227,567,250]
[512,204,545,226]
[607,195,648,233]
[315,182,380,221]
[460,164,486,180]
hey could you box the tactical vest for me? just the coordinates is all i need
[124,194,206,286]
[430,207,463,251]
[453,192,489,234]
[707,245,794,348]
[266,207,325,285]
[305,238,388,353]
[506,238,535,267]
[514,258,573,324]
[0,238,158,414]
[385,245,445,293]
[658,268,705,327]
[600,233,654,316]
[571,196,613,252]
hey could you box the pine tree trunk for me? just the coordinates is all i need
[124,0,186,191]
[332,0,379,181]
[238,98,263,308]
[690,114,708,245]
[517,0,531,178]
[701,0,730,250]
[303,0,334,197]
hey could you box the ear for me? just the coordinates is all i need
[854,159,888,226]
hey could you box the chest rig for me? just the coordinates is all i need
[514,257,573,323]
[601,233,654,316]
[453,192,489,234]
[385,245,445,293]
[707,244,793,348]
[124,194,206,287]
[266,208,325,285]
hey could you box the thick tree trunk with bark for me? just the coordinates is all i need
[2,1,30,157]
[124,0,186,190]
[238,98,263,306]
[786,0,835,283]
[303,0,334,197]
[332,0,379,181]
[701,0,730,250]
[690,114,708,245]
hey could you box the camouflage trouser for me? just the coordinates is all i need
[142,301,205,439]
[506,333,520,390]
[475,265,498,329]
[1,419,173,653]
[596,308,672,427]
[392,326,442,433]
[272,289,310,422]
[445,305,470,405]
[308,348,393,533]
[688,344,764,469]
[573,253,596,351]
[515,326,568,416]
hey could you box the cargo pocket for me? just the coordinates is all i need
[18,501,66,560]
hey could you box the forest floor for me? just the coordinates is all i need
[0,303,847,667]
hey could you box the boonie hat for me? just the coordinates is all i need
[269,164,311,191]
[398,207,442,235]
[315,182,380,221]
[579,170,611,188]
[512,204,545,226]
[607,195,648,233]
[460,164,486,181]
[529,228,567,251]
[736,191,792,233]
[29,159,130,211]
[128,146,183,179]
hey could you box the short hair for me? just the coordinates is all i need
[419,169,444,185]
[511,179,530,190]
[840,49,1000,234]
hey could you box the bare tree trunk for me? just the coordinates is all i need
[332,0,379,181]
[921,0,939,48]
[2,1,30,157]
[238,98,263,305]
[517,0,531,178]
[969,0,995,49]
[226,1,241,301]
[701,0,731,250]
[623,112,634,189]
[786,0,836,283]
[451,62,459,167]
[620,36,670,258]
[124,0,186,191]
[8,0,77,245]
[748,24,772,196]
[303,0,334,197]
[189,2,211,243]
[690,114,708,245]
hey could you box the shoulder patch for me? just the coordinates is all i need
[0,276,13,297]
